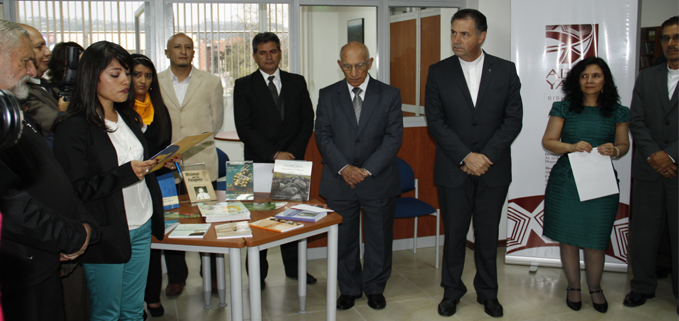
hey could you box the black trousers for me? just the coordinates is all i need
[328,196,396,296]
[2,269,64,321]
[438,177,509,301]
[629,178,678,298]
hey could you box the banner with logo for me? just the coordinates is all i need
[507,0,638,272]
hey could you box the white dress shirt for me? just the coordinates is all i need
[259,68,281,95]
[459,52,485,107]
[105,112,153,230]
[668,65,679,100]
[171,67,193,107]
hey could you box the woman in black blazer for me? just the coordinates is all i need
[53,41,171,321]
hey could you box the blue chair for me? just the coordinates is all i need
[394,157,440,268]
[215,148,229,191]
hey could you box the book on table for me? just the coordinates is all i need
[164,220,180,234]
[182,165,217,203]
[224,161,254,200]
[157,172,179,210]
[270,160,313,201]
[164,211,202,219]
[215,221,252,239]
[197,201,251,222]
[275,208,327,222]
[243,201,287,211]
[249,217,304,233]
[168,223,212,238]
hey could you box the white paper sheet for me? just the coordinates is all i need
[567,151,619,202]
[253,163,274,193]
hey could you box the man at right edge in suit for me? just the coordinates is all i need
[315,41,403,311]
[624,16,678,311]
[425,9,522,317]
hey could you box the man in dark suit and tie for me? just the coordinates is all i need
[624,15,678,308]
[315,41,403,311]
[425,9,523,318]
[234,32,316,287]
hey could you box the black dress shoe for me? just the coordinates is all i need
[623,291,655,307]
[367,294,386,310]
[566,288,582,311]
[438,298,460,317]
[337,294,362,310]
[590,289,608,313]
[477,298,503,317]
[287,273,318,284]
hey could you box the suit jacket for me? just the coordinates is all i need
[630,62,679,181]
[315,76,403,201]
[425,53,523,188]
[158,67,224,181]
[53,110,165,264]
[233,70,314,162]
[0,116,95,293]
[23,81,60,136]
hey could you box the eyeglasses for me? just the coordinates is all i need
[341,62,368,71]
[661,34,679,44]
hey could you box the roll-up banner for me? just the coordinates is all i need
[507,0,638,272]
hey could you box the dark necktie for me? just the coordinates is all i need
[268,75,279,105]
[352,87,363,125]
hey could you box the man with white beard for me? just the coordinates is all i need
[0,20,95,321]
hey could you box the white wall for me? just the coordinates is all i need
[301,6,377,110]
[640,0,678,27]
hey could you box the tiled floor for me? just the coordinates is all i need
[148,247,677,320]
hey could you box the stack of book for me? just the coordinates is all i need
[197,201,251,222]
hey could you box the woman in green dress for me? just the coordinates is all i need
[541,56,630,314]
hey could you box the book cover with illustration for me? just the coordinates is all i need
[270,160,313,201]
[168,223,212,238]
[182,169,217,203]
[215,221,252,239]
[197,201,251,222]
[224,161,254,200]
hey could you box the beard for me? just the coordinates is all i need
[10,75,30,100]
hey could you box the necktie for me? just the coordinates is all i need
[268,75,279,105]
[352,87,362,125]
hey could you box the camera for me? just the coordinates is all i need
[0,89,24,150]
[58,46,81,102]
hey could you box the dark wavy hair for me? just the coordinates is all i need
[451,9,487,35]
[131,53,171,146]
[56,41,135,132]
[46,41,84,82]
[562,56,620,117]
[252,32,280,53]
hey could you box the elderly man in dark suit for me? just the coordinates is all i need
[0,19,94,321]
[625,15,678,308]
[234,32,316,287]
[315,41,403,311]
[425,9,523,318]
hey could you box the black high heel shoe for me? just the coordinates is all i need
[566,288,582,311]
[590,289,608,313]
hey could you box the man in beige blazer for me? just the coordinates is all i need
[157,33,224,296]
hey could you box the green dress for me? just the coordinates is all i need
[543,100,630,250]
